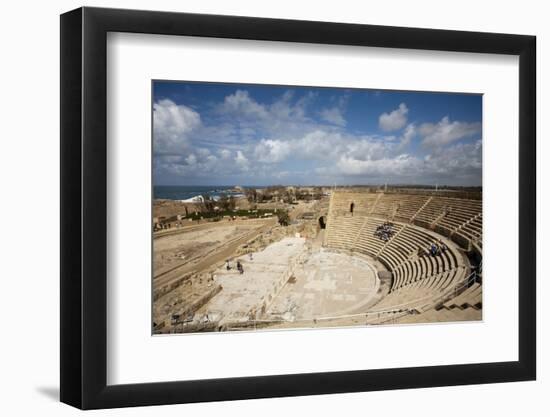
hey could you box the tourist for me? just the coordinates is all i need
[226,260,231,270]
[430,243,438,256]
[350,202,355,216]
[237,261,244,274]
[374,222,394,241]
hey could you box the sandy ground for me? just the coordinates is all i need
[153,199,202,219]
[154,223,261,276]
[153,218,278,297]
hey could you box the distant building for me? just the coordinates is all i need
[182,195,205,203]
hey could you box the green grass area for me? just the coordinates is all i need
[187,209,278,220]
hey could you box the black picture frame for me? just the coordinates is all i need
[60,6,536,410]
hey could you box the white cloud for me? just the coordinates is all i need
[216,89,317,142]
[320,95,348,127]
[235,150,250,171]
[220,90,268,120]
[153,99,201,155]
[219,149,232,160]
[185,153,197,165]
[419,116,481,148]
[254,139,292,163]
[398,123,416,150]
[336,153,421,177]
[320,137,481,184]
[294,130,344,159]
[379,103,409,132]
[344,138,388,161]
[154,91,481,186]
[320,107,346,126]
[424,140,482,175]
[196,148,211,158]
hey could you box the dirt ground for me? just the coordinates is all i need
[153,223,264,277]
[153,199,203,219]
[152,198,333,333]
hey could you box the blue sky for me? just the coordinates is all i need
[153,81,482,186]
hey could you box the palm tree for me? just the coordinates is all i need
[277,211,290,226]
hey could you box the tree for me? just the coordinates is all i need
[277,211,290,226]
[217,194,236,211]
[202,196,215,212]
[313,189,323,200]
[282,189,294,203]
[218,193,229,210]
[260,190,272,202]
[228,195,236,210]
[245,188,258,203]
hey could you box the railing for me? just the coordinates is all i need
[364,267,479,324]
[193,268,481,331]
[222,307,419,330]
[430,269,479,309]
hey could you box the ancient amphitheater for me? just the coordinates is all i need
[323,191,482,325]
[153,189,482,333]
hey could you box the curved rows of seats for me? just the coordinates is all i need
[326,208,467,294]
[325,216,364,250]
[454,213,483,250]
[393,195,430,222]
[356,219,404,257]
[387,281,482,324]
[369,194,404,218]
[366,269,465,314]
[379,226,466,291]
[434,199,482,232]
[325,191,480,322]
[328,192,379,216]
[329,191,482,252]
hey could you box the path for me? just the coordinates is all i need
[154,218,278,291]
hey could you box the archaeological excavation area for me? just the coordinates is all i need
[153,189,482,334]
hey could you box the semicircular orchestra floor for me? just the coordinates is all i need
[265,249,380,321]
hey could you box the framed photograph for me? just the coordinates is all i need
[60,6,536,409]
